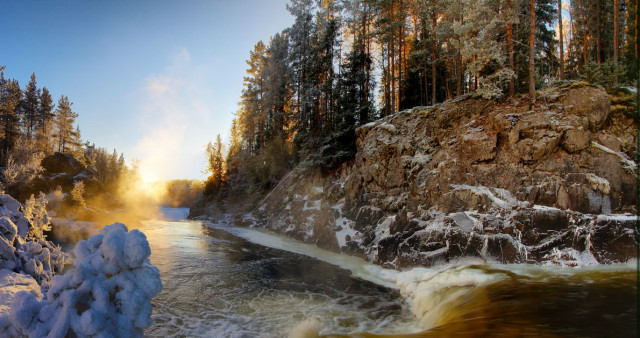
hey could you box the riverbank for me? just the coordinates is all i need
[190,82,638,268]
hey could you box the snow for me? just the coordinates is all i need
[585,173,611,194]
[377,123,397,133]
[0,193,162,337]
[361,121,378,129]
[541,248,599,267]
[591,142,637,174]
[4,223,162,337]
[450,184,522,209]
[533,205,562,212]
[214,224,400,289]
[335,217,358,249]
[596,214,638,222]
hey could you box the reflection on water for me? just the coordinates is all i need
[142,219,416,337]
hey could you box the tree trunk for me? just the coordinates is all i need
[581,0,588,66]
[596,0,601,66]
[507,0,515,96]
[558,0,564,80]
[432,43,437,105]
[613,0,619,85]
[529,0,536,100]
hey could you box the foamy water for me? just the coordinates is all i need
[142,211,637,337]
[143,218,418,337]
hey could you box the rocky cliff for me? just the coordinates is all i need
[200,83,638,268]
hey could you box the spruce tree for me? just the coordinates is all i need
[21,73,39,140]
[54,95,79,154]
[36,87,55,154]
[0,74,22,162]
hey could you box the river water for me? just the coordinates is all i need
[143,209,637,337]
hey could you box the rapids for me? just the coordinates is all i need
[143,209,637,337]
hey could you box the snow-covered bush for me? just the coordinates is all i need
[0,194,67,284]
[2,138,44,188]
[23,193,51,241]
[71,181,86,208]
[6,223,162,337]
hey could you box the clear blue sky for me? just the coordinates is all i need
[0,0,294,181]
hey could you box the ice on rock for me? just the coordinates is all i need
[7,223,162,337]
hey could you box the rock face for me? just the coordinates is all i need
[13,152,99,203]
[231,84,637,268]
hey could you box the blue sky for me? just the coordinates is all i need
[0,0,294,181]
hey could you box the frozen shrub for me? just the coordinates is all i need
[70,181,86,208]
[23,193,51,241]
[8,223,162,337]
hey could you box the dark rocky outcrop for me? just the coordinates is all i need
[7,152,98,202]
[194,83,638,268]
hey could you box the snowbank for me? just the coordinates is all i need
[0,193,162,337]
[4,223,162,337]
[0,194,67,283]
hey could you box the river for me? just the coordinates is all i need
[143,209,637,337]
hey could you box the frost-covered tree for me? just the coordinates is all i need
[23,192,51,241]
[3,136,44,189]
[454,0,516,99]
[71,180,86,208]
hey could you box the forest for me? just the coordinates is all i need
[0,67,201,211]
[0,68,133,198]
[203,0,638,204]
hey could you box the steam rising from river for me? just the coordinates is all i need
[130,48,220,182]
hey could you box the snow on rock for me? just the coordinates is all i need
[6,223,162,337]
[0,269,42,336]
[237,84,637,269]
[0,194,68,283]
[0,195,30,239]
[591,141,637,175]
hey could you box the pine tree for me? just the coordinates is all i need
[623,0,638,83]
[529,0,537,99]
[240,41,267,154]
[204,134,225,195]
[558,0,564,80]
[21,73,39,140]
[263,33,292,142]
[287,0,316,139]
[0,73,22,161]
[36,87,55,154]
[454,0,516,99]
[54,95,79,154]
